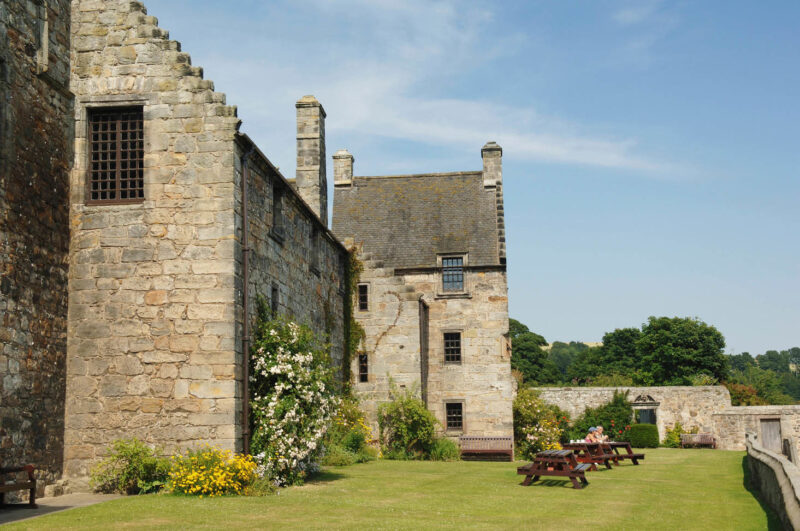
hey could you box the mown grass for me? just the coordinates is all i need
[8,449,778,530]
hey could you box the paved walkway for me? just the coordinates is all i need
[0,493,120,526]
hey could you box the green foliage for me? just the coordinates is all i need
[637,316,728,385]
[377,384,438,459]
[90,438,171,495]
[568,391,633,441]
[689,373,718,386]
[513,388,566,459]
[728,352,756,372]
[322,445,358,466]
[662,422,699,448]
[243,477,278,497]
[509,319,560,385]
[250,306,338,485]
[343,251,366,389]
[590,373,635,386]
[429,438,461,461]
[170,447,257,496]
[726,366,794,405]
[547,341,588,379]
[724,382,769,406]
[627,424,659,448]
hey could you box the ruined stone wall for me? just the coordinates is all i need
[0,0,73,498]
[65,0,241,485]
[353,260,513,438]
[235,140,347,376]
[536,386,732,441]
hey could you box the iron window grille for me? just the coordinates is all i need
[358,284,369,311]
[358,353,368,383]
[442,256,464,292]
[87,107,144,204]
[446,402,463,430]
[444,332,461,363]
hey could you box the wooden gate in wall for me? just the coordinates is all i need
[760,418,782,452]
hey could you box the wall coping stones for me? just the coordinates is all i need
[746,432,800,529]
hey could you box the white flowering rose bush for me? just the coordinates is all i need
[250,307,338,486]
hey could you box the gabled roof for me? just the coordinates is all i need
[332,171,499,269]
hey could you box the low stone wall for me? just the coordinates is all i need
[536,386,731,441]
[715,406,800,451]
[746,432,800,529]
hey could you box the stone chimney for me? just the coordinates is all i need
[296,95,327,223]
[333,149,354,186]
[481,141,502,188]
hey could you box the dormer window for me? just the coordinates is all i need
[442,256,464,292]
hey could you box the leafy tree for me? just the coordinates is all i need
[509,318,559,384]
[728,352,756,373]
[757,350,791,374]
[727,365,794,405]
[636,316,727,385]
[600,328,641,376]
[548,341,588,379]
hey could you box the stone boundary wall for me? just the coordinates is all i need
[0,0,73,499]
[536,386,730,442]
[746,432,800,529]
[715,406,800,451]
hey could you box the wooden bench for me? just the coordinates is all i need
[459,436,514,462]
[681,433,716,449]
[606,441,645,465]
[517,450,591,489]
[0,465,37,508]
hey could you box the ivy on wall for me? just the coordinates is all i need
[342,249,366,390]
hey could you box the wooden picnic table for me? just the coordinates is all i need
[517,449,591,489]
[562,442,616,470]
[606,441,645,465]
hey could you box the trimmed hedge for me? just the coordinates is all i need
[627,424,659,448]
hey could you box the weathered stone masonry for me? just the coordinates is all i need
[0,0,73,498]
[63,0,347,487]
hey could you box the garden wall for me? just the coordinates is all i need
[745,432,800,529]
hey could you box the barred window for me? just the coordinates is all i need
[310,226,319,272]
[446,402,463,430]
[358,353,368,383]
[271,283,279,315]
[444,332,461,363]
[358,284,369,311]
[87,107,144,204]
[442,256,464,292]
[272,183,284,234]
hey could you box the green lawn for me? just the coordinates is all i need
[9,449,777,530]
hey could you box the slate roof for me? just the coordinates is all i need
[332,171,499,269]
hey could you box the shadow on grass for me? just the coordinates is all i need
[741,455,783,530]
[521,479,587,489]
[306,469,347,485]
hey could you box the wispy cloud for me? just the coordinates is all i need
[153,0,680,175]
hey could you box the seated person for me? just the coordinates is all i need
[584,427,598,443]
[595,426,609,442]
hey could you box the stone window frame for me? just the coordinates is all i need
[357,283,369,312]
[270,282,279,315]
[443,330,462,364]
[436,253,470,299]
[270,179,285,244]
[444,400,466,434]
[76,94,153,208]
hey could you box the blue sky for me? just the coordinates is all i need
[147,0,799,355]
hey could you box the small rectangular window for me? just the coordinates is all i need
[87,107,144,204]
[358,353,368,383]
[271,283,279,315]
[446,402,463,431]
[310,226,319,272]
[442,256,464,292]
[358,284,369,311]
[272,183,283,234]
[444,332,461,363]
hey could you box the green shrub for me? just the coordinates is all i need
[429,438,461,461]
[662,422,699,448]
[90,438,171,495]
[513,388,565,459]
[322,445,358,467]
[627,424,659,448]
[170,446,257,496]
[378,385,438,458]
[342,430,367,454]
[244,477,277,497]
[356,445,379,463]
[568,390,633,441]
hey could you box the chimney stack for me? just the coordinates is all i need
[481,141,502,188]
[295,95,327,224]
[333,149,354,186]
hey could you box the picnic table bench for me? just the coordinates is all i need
[606,441,645,465]
[0,465,37,508]
[681,433,716,449]
[517,449,591,489]
[459,436,514,462]
[562,442,616,470]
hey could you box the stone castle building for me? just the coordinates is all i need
[1,0,513,496]
[332,144,514,438]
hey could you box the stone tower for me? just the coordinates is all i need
[295,95,327,224]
